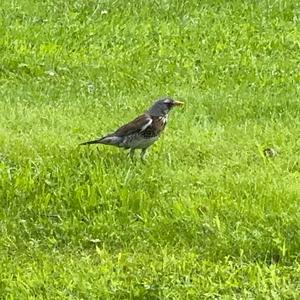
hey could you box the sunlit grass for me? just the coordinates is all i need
[1,0,300,298]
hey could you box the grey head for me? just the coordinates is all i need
[147,98,184,117]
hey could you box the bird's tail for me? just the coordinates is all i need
[80,135,122,146]
[79,139,102,145]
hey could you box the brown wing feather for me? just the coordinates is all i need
[114,113,151,137]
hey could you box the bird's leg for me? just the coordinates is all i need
[140,148,147,162]
[128,148,135,161]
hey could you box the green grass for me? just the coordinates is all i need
[1,0,300,298]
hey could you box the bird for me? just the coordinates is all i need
[80,97,184,160]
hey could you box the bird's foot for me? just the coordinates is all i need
[128,149,135,161]
[140,148,147,163]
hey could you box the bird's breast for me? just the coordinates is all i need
[142,116,167,138]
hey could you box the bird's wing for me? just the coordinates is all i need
[114,114,152,137]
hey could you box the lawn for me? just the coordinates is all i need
[1,0,300,298]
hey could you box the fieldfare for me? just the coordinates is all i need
[80,98,184,160]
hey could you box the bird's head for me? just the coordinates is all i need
[147,98,184,116]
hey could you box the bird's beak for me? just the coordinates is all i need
[173,101,184,106]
